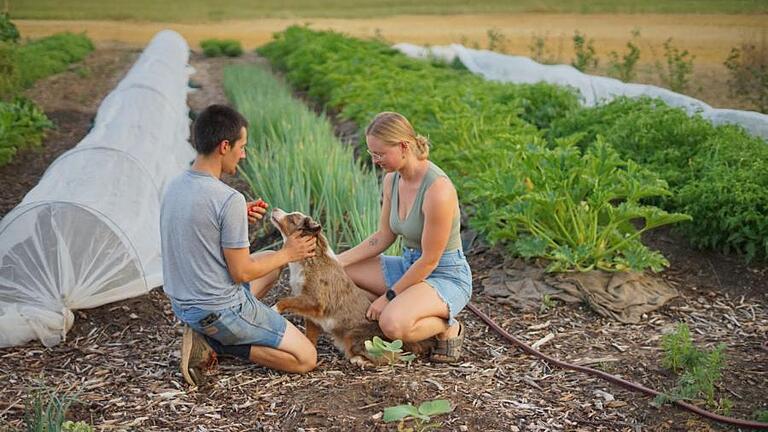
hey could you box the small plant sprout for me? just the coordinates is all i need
[655,322,728,411]
[383,399,452,432]
[365,336,416,365]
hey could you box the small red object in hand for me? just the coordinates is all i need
[250,199,268,211]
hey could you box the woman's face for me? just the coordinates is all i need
[365,135,402,171]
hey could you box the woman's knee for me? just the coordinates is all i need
[379,313,409,341]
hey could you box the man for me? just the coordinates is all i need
[161,104,317,386]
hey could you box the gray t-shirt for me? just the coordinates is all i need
[160,169,249,309]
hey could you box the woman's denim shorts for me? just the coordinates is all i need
[171,284,286,358]
[380,248,472,325]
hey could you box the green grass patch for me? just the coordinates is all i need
[9,0,766,21]
[223,64,383,251]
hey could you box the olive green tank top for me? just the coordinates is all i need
[389,161,462,251]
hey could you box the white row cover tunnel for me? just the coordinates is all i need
[0,30,195,348]
[395,43,768,141]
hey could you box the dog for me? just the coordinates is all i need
[270,208,433,366]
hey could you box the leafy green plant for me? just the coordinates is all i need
[365,336,416,365]
[607,30,641,82]
[0,97,54,166]
[724,35,768,113]
[470,135,690,272]
[550,97,768,262]
[383,399,451,432]
[656,38,695,93]
[571,30,598,72]
[656,323,728,410]
[0,12,20,43]
[201,38,243,57]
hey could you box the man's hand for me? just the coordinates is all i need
[282,232,316,262]
[247,199,269,225]
[366,294,389,321]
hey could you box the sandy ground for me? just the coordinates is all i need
[16,14,768,64]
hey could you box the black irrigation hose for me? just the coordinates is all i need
[466,302,768,430]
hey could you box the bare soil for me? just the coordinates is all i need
[0,49,766,432]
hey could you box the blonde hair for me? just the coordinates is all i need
[365,112,430,160]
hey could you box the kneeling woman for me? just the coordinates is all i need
[338,112,472,363]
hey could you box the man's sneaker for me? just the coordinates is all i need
[180,325,217,386]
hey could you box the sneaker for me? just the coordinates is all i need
[180,325,217,386]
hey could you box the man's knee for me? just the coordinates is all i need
[295,345,317,373]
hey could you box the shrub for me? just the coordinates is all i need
[607,29,641,82]
[201,39,243,57]
[724,36,768,113]
[0,12,19,43]
[486,27,508,53]
[657,38,695,93]
[571,30,598,72]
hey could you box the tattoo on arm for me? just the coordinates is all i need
[368,237,379,247]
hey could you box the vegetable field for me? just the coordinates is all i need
[0,15,766,432]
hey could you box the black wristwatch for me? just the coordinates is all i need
[386,289,397,301]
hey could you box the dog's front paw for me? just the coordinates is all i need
[349,355,373,368]
[273,301,286,314]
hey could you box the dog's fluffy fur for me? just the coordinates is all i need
[270,208,433,365]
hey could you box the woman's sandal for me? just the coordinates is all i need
[430,321,464,363]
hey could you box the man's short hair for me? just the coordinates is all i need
[192,105,249,155]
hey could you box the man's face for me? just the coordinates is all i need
[222,126,248,176]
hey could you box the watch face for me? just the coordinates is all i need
[386,289,396,300]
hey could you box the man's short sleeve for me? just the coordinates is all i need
[220,193,249,249]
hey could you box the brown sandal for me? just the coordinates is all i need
[430,321,464,363]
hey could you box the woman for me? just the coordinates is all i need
[338,112,472,363]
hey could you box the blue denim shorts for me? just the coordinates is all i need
[171,285,287,356]
[380,248,472,326]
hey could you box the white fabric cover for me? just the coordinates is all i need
[395,43,768,141]
[0,30,193,347]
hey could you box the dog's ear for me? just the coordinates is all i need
[301,217,322,235]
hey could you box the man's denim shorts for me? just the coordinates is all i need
[380,248,472,325]
[171,285,287,359]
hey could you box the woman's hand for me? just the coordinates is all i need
[366,294,389,321]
